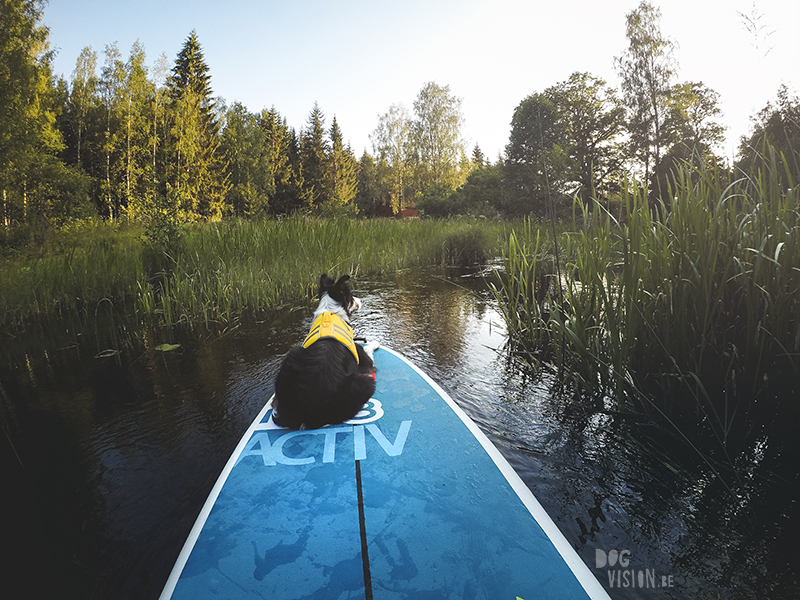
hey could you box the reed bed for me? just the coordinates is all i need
[1,217,507,332]
[150,217,505,327]
[0,223,145,329]
[494,152,800,446]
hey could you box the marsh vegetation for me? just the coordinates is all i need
[493,151,800,460]
[0,217,506,334]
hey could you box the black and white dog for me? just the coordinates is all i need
[272,274,378,429]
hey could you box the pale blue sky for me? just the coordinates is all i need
[44,0,798,160]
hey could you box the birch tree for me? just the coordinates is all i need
[99,43,125,219]
[67,47,97,169]
[370,103,411,214]
[615,1,677,182]
[410,81,465,190]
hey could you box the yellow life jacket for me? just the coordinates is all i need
[302,311,359,363]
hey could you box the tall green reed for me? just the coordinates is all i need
[0,226,144,329]
[1,216,507,332]
[490,218,555,366]
[495,151,800,446]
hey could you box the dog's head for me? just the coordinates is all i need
[315,274,361,321]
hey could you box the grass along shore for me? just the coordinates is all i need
[493,154,800,449]
[0,216,508,332]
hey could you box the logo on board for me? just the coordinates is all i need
[236,398,411,466]
[595,549,674,590]
[344,398,385,424]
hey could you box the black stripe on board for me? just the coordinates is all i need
[355,459,373,600]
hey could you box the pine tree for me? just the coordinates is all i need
[166,31,228,220]
[300,103,330,207]
[328,117,357,206]
[471,144,485,169]
[259,107,297,215]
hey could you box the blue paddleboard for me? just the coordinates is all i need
[160,347,610,599]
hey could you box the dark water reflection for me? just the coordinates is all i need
[1,268,797,599]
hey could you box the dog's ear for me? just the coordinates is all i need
[319,273,335,297]
[328,275,353,311]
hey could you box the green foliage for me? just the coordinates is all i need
[471,144,485,169]
[0,0,90,235]
[737,85,800,190]
[545,72,626,203]
[300,103,330,207]
[454,164,502,217]
[142,189,182,249]
[261,109,302,215]
[60,46,108,213]
[410,81,466,190]
[328,117,358,207]
[166,31,229,220]
[650,82,727,198]
[495,147,800,447]
[370,103,412,214]
[615,1,678,181]
[416,183,455,218]
[504,93,566,217]
[0,221,33,255]
[219,102,271,216]
[98,42,126,218]
[61,46,98,169]
[666,81,726,156]
[0,217,508,330]
[504,74,627,217]
[368,82,471,216]
[416,164,502,219]
[354,151,386,217]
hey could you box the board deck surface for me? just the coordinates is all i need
[160,347,610,600]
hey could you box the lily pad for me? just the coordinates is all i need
[155,343,181,352]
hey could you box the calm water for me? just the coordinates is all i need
[1,269,797,599]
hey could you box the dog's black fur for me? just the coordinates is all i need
[272,274,376,429]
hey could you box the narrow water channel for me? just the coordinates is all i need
[1,268,797,599]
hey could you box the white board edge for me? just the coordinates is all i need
[160,347,611,600]
[380,347,612,600]
[158,399,273,600]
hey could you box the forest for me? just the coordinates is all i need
[1,0,799,251]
